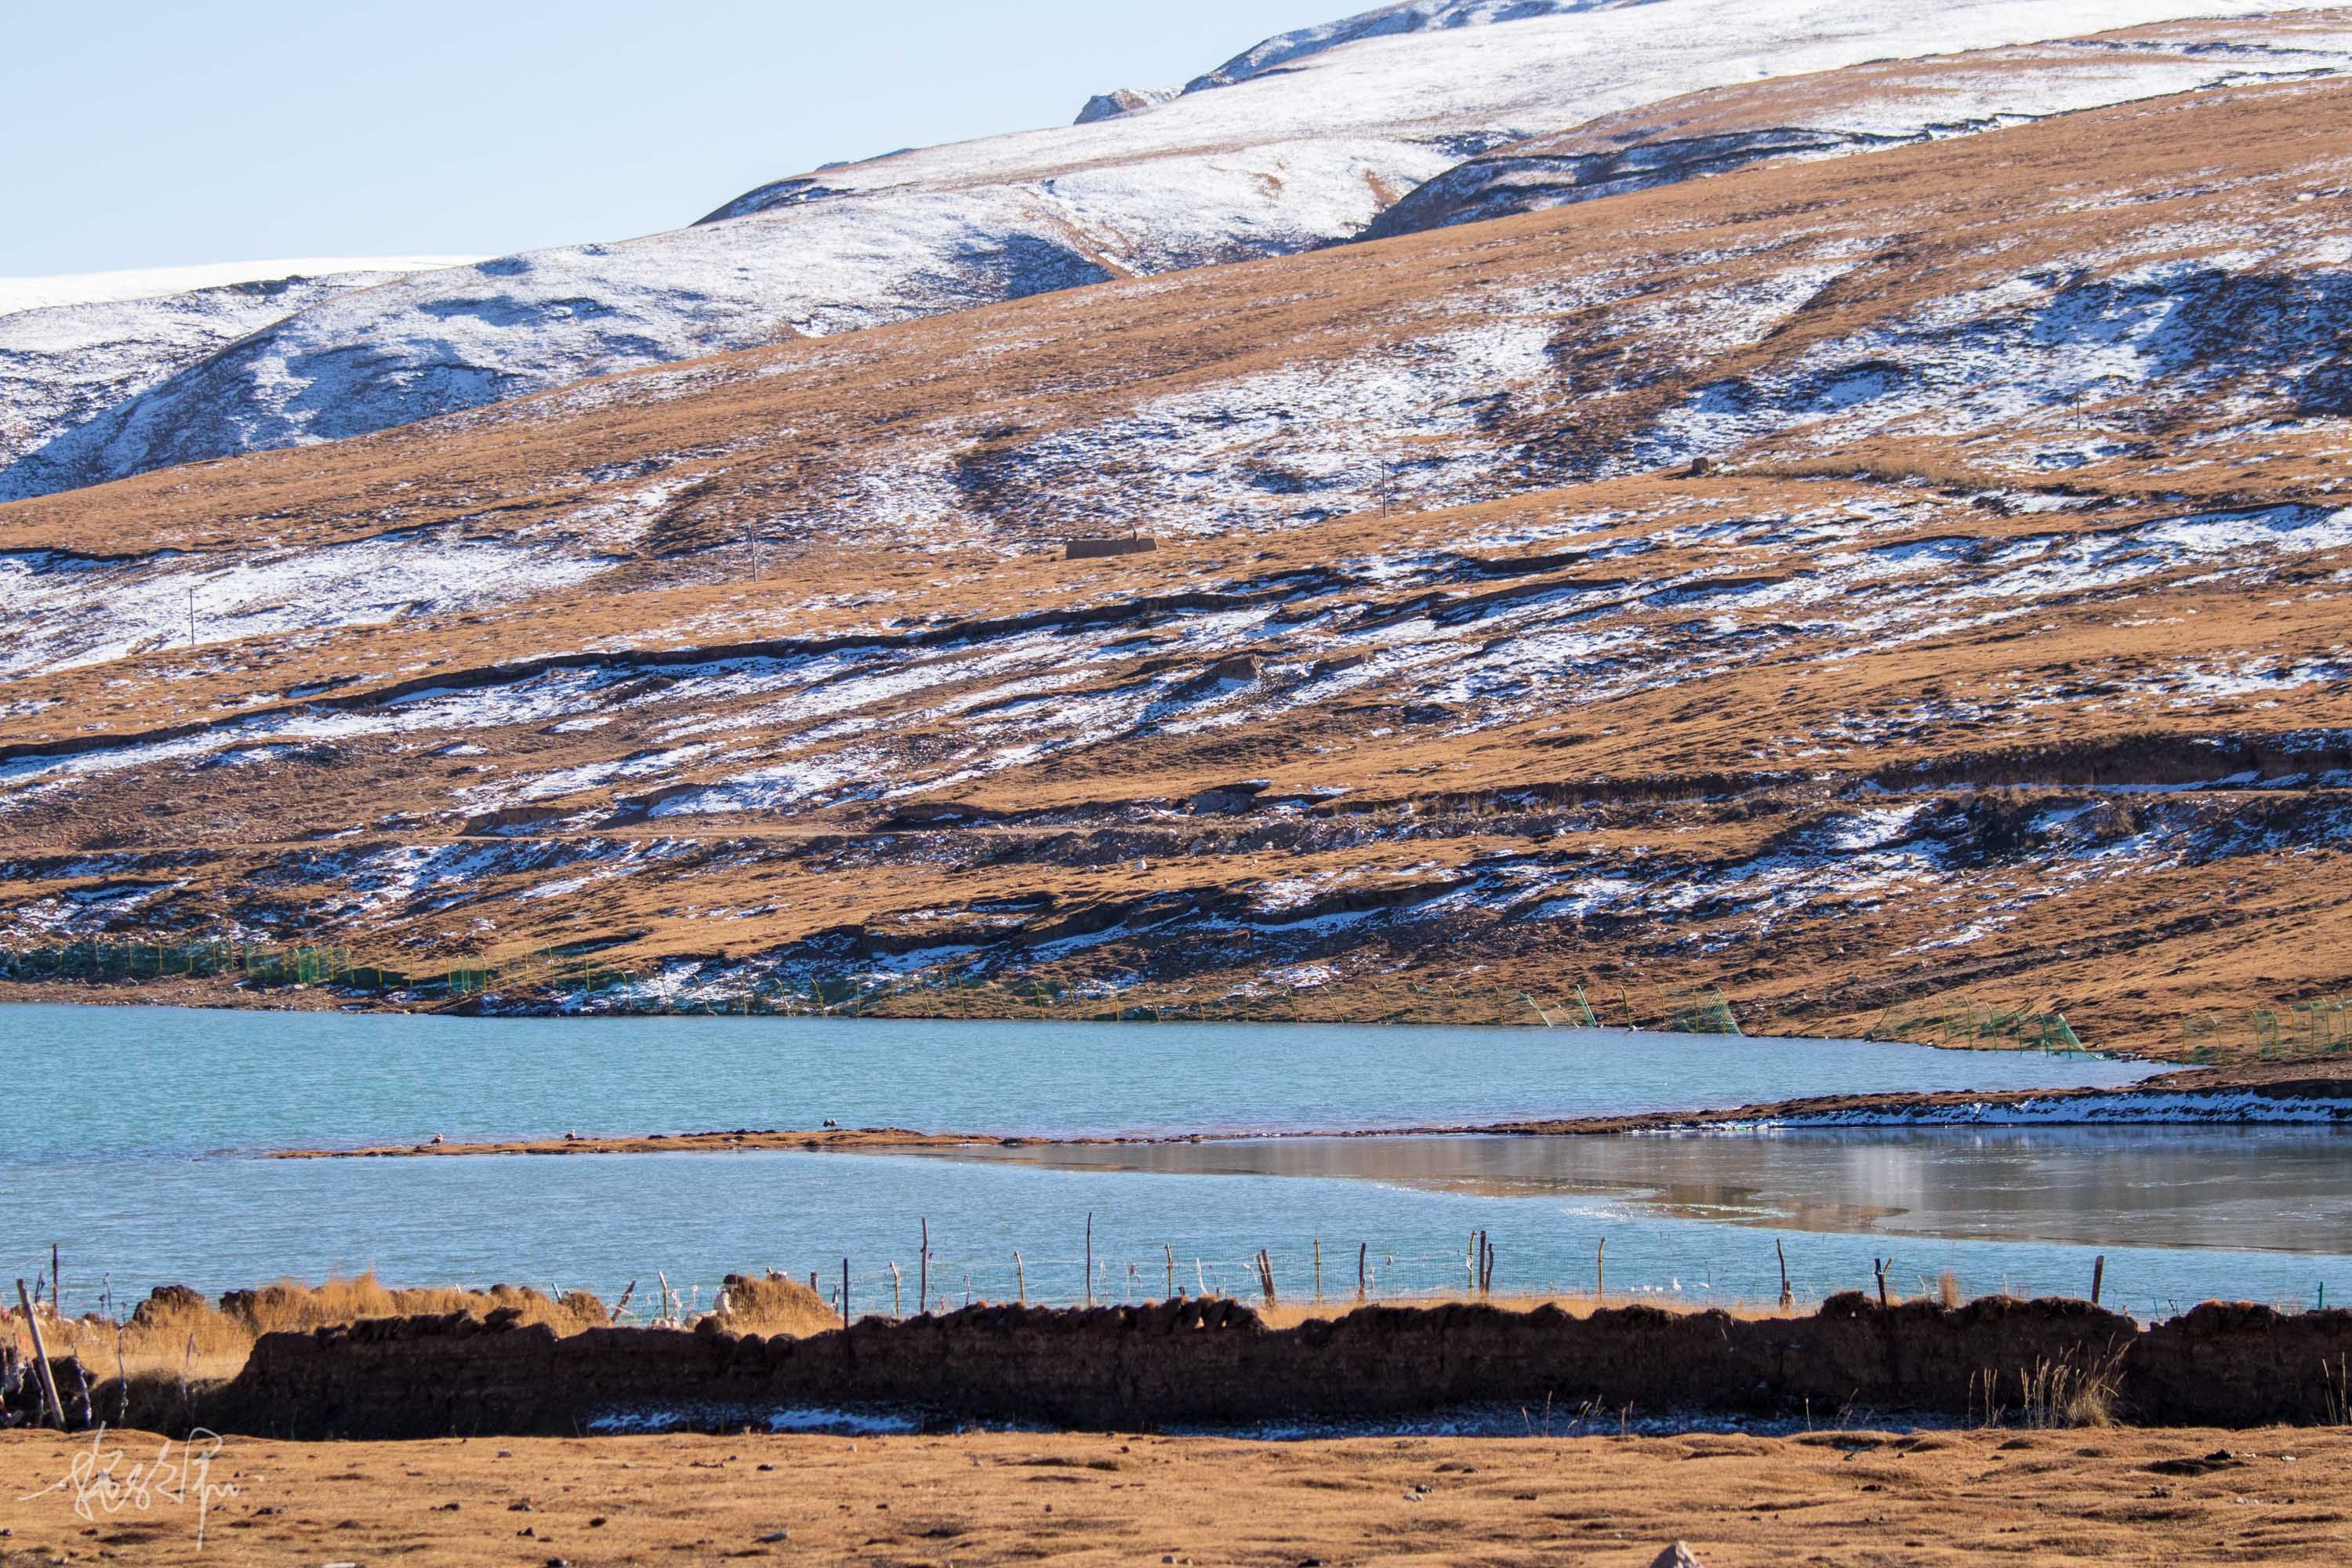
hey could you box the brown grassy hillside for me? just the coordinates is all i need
[3,73,2350,1058]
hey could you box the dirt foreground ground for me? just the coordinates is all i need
[3,1424,2347,1566]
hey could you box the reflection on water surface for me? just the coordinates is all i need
[939,1126,2352,1254]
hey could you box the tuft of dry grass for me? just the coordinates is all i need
[212,1273,608,1337]
[2014,1352,2127,1429]
[712,1272,840,1337]
[9,1273,613,1399]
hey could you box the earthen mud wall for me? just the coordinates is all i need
[182,1293,2352,1439]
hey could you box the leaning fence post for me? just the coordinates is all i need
[890,1261,902,1318]
[1165,1243,1174,1299]
[919,1218,928,1312]
[1358,1242,1367,1303]
[1595,1238,1606,1305]
[1014,1251,1025,1305]
[1777,1239,1793,1313]
[15,1279,65,1429]
[2091,1255,2106,1307]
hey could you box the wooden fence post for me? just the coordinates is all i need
[16,1279,65,1429]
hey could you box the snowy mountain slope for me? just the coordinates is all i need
[0,263,481,477]
[3,77,2349,1051]
[1367,16,2352,236]
[1181,0,1660,91]
[0,258,479,318]
[6,0,2343,503]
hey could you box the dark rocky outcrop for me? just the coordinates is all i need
[1074,89,1174,125]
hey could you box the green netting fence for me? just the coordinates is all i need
[1867,996,2084,1054]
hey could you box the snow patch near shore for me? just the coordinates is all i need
[1762,1091,2352,1127]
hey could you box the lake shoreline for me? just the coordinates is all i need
[268,1060,2352,1160]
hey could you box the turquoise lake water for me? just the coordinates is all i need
[7,1002,2342,1321]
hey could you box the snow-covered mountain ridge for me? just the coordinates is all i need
[1181,0,1664,92]
[0,258,480,319]
[4,0,2343,503]
[1366,16,2352,234]
[0,261,478,480]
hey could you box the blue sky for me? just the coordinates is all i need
[2,2,1342,277]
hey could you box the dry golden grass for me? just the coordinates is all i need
[1737,449,2001,492]
[713,1272,840,1338]
[13,1272,611,1393]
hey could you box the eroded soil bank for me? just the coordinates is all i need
[143,1294,2352,1439]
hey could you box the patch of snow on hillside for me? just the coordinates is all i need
[946,314,1562,536]
[0,480,681,678]
[1640,256,2352,466]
